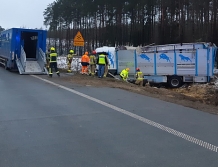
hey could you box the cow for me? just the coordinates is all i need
[179,54,192,62]
[140,54,151,62]
[159,53,171,62]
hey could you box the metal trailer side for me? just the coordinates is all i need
[0,29,15,69]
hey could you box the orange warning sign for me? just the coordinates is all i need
[73,31,84,46]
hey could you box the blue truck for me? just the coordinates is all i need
[0,28,48,74]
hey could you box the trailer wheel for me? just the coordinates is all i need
[168,76,183,88]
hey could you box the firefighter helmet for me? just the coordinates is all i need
[50,47,55,51]
[69,50,74,54]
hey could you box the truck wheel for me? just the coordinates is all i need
[168,76,183,88]
[142,79,147,86]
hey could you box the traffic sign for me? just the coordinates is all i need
[73,31,84,46]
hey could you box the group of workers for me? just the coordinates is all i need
[79,50,110,78]
[46,48,110,78]
[120,67,144,86]
[46,47,144,86]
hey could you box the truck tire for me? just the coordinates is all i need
[142,79,148,86]
[168,76,183,88]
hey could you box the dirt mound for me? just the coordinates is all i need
[173,84,218,106]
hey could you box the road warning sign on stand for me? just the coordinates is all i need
[73,31,84,46]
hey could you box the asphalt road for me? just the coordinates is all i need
[0,68,218,167]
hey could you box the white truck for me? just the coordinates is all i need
[116,42,217,87]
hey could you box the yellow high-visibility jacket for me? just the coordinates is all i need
[120,69,129,80]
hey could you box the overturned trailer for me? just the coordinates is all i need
[116,43,217,88]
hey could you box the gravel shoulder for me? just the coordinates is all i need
[56,71,218,115]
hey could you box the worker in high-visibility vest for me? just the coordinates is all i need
[66,49,75,73]
[103,54,110,77]
[135,68,144,86]
[81,51,90,75]
[96,52,108,78]
[89,50,97,76]
[48,47,60,77]
[120,68,130,81]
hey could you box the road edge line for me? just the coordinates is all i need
[31,75,218,153]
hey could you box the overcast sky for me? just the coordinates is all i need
[0,0,55,30]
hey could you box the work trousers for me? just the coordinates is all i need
[81,62,89,74]
[135,79,143,86]
[104,65,109,77]
[67,59,72,72]
[98,65,105,78]
[49,62,60,77]
[90,64,96,75]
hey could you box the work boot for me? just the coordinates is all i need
[49,74,52,78]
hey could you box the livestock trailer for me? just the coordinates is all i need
[116,43,217,87]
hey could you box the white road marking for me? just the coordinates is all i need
[32,75,218,153]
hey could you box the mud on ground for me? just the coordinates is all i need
[60,71,218,115]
